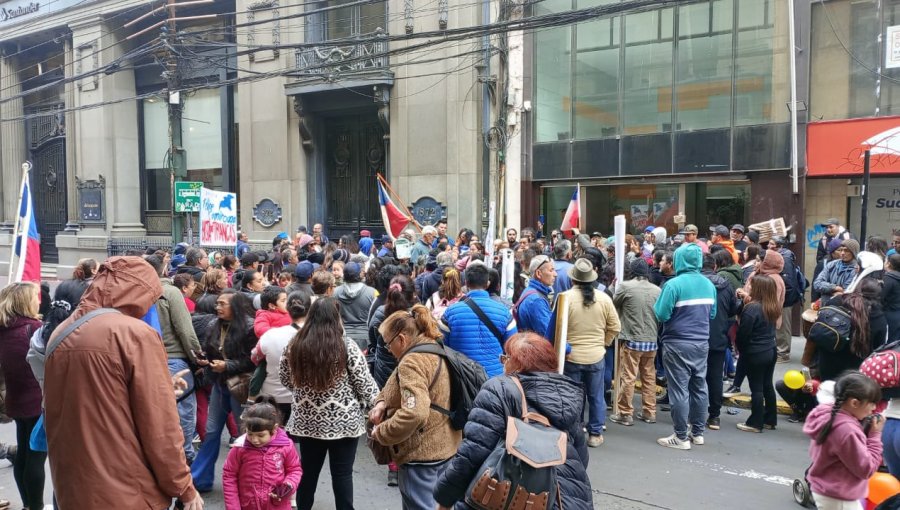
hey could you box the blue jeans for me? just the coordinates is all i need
[191,381,243,491]
[564,358,605,435]
[884,418,900,477]
[661,342,709,440]
[399,460,449,510]
[168,358,196,462]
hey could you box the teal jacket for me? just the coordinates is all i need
[653,244,717,343]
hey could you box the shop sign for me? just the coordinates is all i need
[76,175,105,224]
[889,25,900,69]
[0,0,97,29]
[173,181,202,213]
[808,116,900,176]
[0,1,38,22]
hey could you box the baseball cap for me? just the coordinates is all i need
[294,261,314,280]
[679,224,699,235]
[820,217,840,227]
[644,226,655,233]
[590,231,603,238]
[360,230,371,238]
[381,235,392,244]
[731,224,745,233]
[344,262,362,277]
[713,225,730,237]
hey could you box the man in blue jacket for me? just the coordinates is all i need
[654,243,717,450]
[440,263,517,377]
[516,255,556,336]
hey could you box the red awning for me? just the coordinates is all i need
[807,116,900,176]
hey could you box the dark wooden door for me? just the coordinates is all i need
[27,106,68,263]
[324,115,385,239]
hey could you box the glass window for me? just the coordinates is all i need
[535,24,572,141]
[735,0,790,125]
[623,9,674,134]
[882,0,900,115]
[574,17,620,138]
[676,0,733,130]
[183,89,222,171]
[143,98,168,170]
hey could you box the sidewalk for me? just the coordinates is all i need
[723,335,808,415]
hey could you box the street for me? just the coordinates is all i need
[0,338,813,510]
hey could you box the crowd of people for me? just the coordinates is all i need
[0,218,897,509]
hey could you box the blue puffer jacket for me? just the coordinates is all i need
[654,243,717,343]
[433,373,593,509]
[516,279,552,337]
[440,290,516,377]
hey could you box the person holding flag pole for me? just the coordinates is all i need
[8,161,42,284]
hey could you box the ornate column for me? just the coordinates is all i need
[0,52,27,230]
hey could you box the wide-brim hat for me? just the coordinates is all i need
[568,258,597,283]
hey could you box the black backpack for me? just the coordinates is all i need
[402,341,488,430]
[781,254,808,307]
[808,305,852,353]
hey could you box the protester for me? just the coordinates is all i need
[700,254,740,431]
[286,261,315,301]
[680,224,709,254]
[803,372,882,510]
[426,267,464,320]
[710,225,739,264]
[411,226,436,265]
[815,218,854,266]
[713,249,742,292]
[741,244,761,283]
[817,279,887,381]
[611,258,661,426]
[222,396,302,510]
[515,255,556,334]
[653,243,717,450]
[813,239,860,298]
[333,262,376,352]
[311,270,336,299]
[440,263,517,377]
[0,282,46,510]
[731,225,748,253]
[192,289,258,492]
[884,253,900,342]
[54,258,97,304]
[197,268,228,313]
[43,257,203,509]
[549,258,621,447]
[173,273,198,312]
[650,250,675,287]
[280,297,379,510]
[551,240,575,294]
[777,377,820,423]
[846,251,886,293]
[433,332,593,509]
[770,236,802,363]
[254,286,292,339]
[370,304,461,509]
[734,275,780,433]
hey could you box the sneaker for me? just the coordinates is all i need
[736,422,762,433]
[722,385,742,398]
[707,417,720,430]
[787,412,802,423]
[776,355,791,364]
[636,413,657,424]
[657,433,691,450]
[609,413,634,426]
[387,470,399,487]
[689,434,705,445]
[763,424,776,430]
[587,435,604,447]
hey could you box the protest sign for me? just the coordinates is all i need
[200,188,237,246]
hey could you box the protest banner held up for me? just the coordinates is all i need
[200,187,237,246]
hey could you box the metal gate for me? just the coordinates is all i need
[27,105,68,263]
[324,115,385,239]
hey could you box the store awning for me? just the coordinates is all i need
[807,116,900,176]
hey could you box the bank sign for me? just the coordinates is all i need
[0,0,95,28]
[808,116,900,176]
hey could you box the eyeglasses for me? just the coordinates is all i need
[385,331,402,347]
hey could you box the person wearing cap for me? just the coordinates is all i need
[611,259,662,426]
[378,235,395,258]
[679,224,709,254]
[333,261,376,353]
[731,225,748,253]
[515,255,557,335]
[653,243,717,450]
[710,225,739,264]
[286,261,315,301]
[813,239,860,298]
[770,236,803,363]
[411,226,436,266]
[236,231,251,258]
[548,258,621,447]
[815,218,854,265]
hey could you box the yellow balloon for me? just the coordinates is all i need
[784,370,806,390]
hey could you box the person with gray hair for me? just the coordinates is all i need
[552,239,574,294]
[410,226,436,265]
[515,255,557,335]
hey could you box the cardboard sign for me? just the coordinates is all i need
[199,188,237,246]
[394,238,412,260]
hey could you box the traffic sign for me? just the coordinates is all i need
[174,181,202,213]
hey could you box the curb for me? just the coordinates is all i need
[725,395,793,415]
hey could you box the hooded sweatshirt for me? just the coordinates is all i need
[44,256,198,509]
[743,249,786,328]
[222,427,302,510]
[803,404,882,501]
[715,239,740,264]
[654,244,717,343]
[333,281,376,352]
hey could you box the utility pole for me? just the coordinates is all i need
[126,0,214,245]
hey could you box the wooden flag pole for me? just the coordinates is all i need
[377,173,424,233]
[7,162,31,282]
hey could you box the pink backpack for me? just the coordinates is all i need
[860,341,900,399]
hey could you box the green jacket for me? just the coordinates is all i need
[717,264,743,292]
[613,278,662,343]
[156,278,201,361]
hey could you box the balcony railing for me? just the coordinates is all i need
[296,35,388,78]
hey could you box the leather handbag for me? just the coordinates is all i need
[366,419,393,465]
[225,373,251,404]
[464,376,566,510]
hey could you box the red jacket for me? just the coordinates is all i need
[222,428,301,510]
[254,309,292,339]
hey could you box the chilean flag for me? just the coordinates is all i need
[378,179,411,240]
[12,168,41,283]
[560,185,581,233]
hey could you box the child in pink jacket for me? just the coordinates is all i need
[223,397,301,510]
[803,372,884,510]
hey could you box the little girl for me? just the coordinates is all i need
[803,372,884,510]
[223,396,302,510]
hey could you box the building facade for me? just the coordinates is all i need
[0,0,492,276]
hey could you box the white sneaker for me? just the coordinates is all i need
[657,433,691,450]
[689,434,705,445]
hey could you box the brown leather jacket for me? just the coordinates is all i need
[44,256,198,509]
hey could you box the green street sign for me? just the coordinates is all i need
[174,181,202,213]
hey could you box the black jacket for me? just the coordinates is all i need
[200,315,258,381]
[175,264,205,282]
[736,302,776,356]
[884,272,900,342]
[702,270,740,352]
[420,270,443,305]
[433,373,593,510]
[816,295,889,380]
[368,305,397,388]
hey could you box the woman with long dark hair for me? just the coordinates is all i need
[818,278,888,381]
[279,297,379,510]
[884,253,900,342]
[735,275,780,433]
